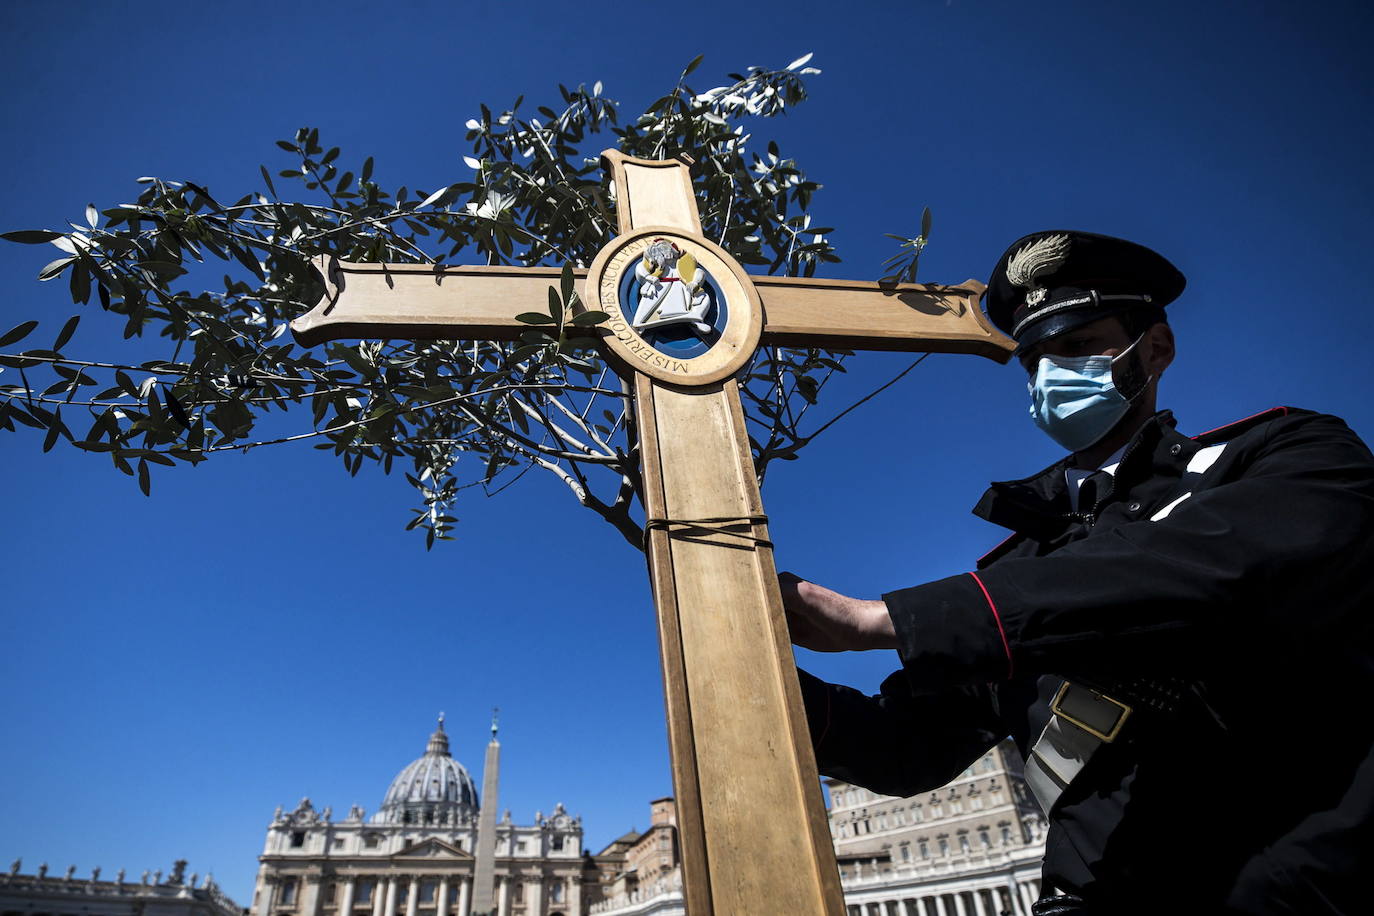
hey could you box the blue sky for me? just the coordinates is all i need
[2,0,1372,904]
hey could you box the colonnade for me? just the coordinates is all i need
[317,875,482,916]
[274,870,574,916]
[845,878,1041,916]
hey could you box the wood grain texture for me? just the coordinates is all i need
[756,275,1013,361]
[639,378,841,914]
[600,151,702,236]
[291,258,593,349]
[292,261,1014,363]
[633,372,714,916]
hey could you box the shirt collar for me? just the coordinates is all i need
[974,411,1179,535]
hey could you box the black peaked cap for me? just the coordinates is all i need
[985,230,1185,353]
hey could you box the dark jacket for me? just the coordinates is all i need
[800,407,1374,914]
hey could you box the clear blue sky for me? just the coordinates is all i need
[2,0,1371,904]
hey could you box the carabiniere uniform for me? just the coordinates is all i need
[798,232,1374,915]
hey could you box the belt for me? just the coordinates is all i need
[1024,681,1132,814]
[1025,675,1197,814]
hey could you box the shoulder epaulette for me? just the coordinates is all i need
[1192,406,1293,446]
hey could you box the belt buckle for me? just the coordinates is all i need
[1050,681,1132,743]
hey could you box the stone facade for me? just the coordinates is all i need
[593,740,1048,916]
[250,719,600,916]
[827,739,1047,916]
[0,860,242,916]
[587,801,680,916]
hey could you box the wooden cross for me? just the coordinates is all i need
[292,151,1013,916]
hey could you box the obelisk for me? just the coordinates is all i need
[471,710,500,916]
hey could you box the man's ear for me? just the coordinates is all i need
[1145,322,1176,377]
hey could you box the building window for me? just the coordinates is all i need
[991,792,1005,805]
[364,834,380,848]
[971,796,984,811]
[1000,825,1013,846]
[919,841,929,859]
[280,879,298,906]
[983,755,995,772]
[553,835,565,851]
[550,883,564,904]
[356,880,375,906]
[324,884,337,905]
[959,833,971,855]
[899,845,911,863]
[979,828,992,848]
[332,837,345,848]
[930,805,942,819]
[950,800,963,814]
[517,840,527,854]
[513,883,524,903]
[291,832,306,848]
[911,805,922,823]
[938,838,949,857]
[421,882,436,904]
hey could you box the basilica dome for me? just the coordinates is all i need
[374,716,479,825]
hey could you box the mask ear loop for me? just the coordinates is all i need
[1111,331,1154,402]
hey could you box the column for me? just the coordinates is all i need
[340,877,357,916]
[383,877,399,916]
[567,874,582,916]
[1018,884,1036,915]
[300,877,322,916]
[527,877,542,916]
[436,878,449,916]
[496,876,510,916]
[953,892,968,916]
[934,894,949,916]
[456,877,471,916]
[970,888,988,916]
[898,899,911,916]
[405,878,418,916]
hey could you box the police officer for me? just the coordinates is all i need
[781,231,1374,915]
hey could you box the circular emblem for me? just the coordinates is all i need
[584,227,762,386]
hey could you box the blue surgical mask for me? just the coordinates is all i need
[1027,335,1147,452]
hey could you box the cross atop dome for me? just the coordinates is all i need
[426,716,451,756]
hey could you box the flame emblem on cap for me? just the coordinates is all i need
[1007,233,1071,308]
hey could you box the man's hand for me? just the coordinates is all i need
[778,572,898,652]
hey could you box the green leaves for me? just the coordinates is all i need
[880,206,933,285]
[1,230,64,244]
[52,315,79,351]
[0,320,38,348]
[0,54,856,552]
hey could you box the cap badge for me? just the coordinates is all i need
[1007,233,1071,309]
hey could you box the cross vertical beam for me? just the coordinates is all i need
[605,152,844,915]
